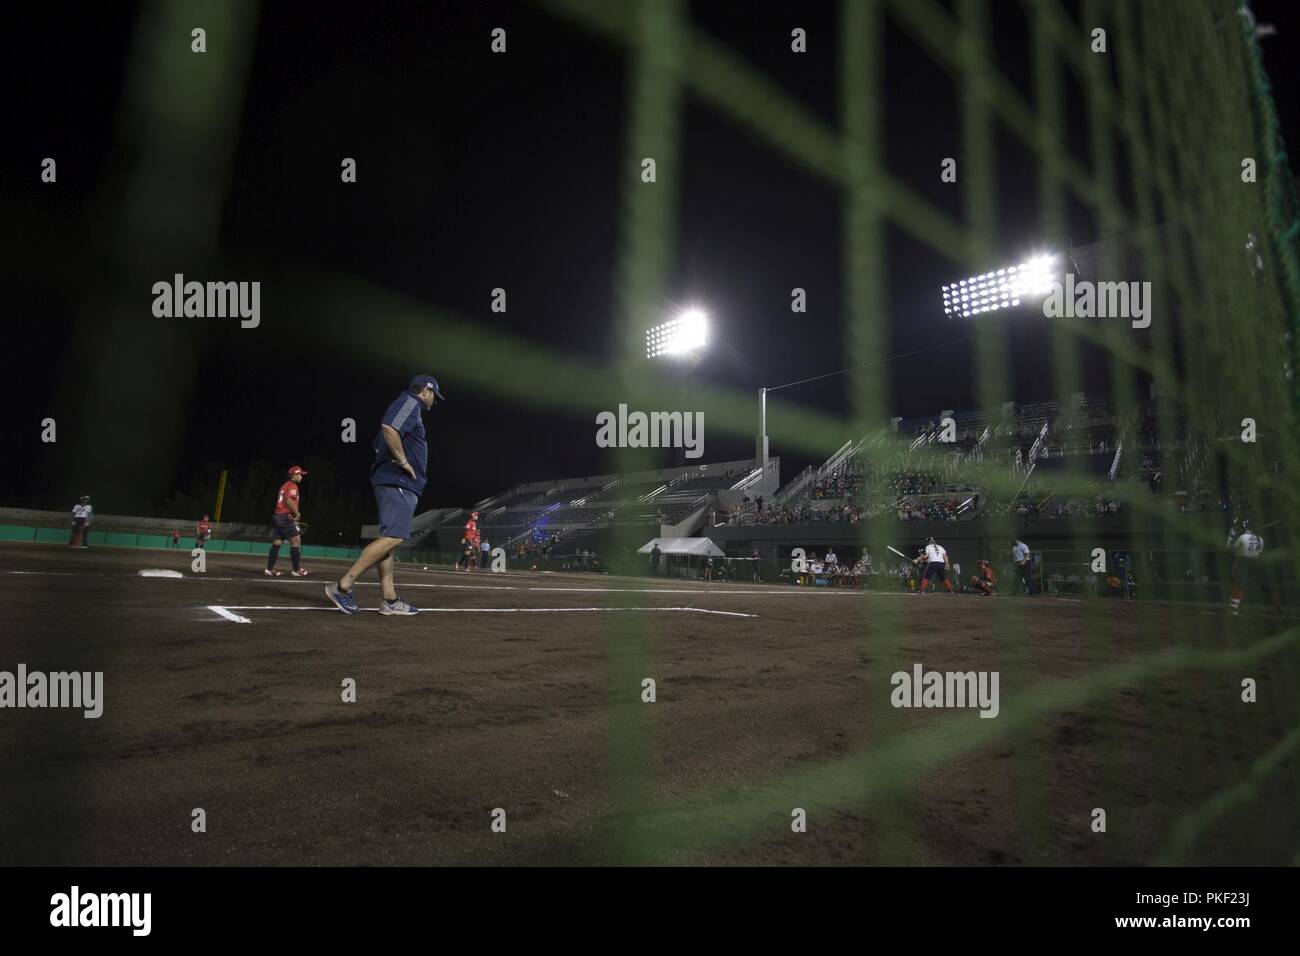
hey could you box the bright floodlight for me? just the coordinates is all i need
[646,309,709,358]
[940,254,1059,318]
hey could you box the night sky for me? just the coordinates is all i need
[6,0,1300,538]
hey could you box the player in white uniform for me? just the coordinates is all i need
[1227,519,1279,615]
[914,536,954,594]
[69,496,93,548]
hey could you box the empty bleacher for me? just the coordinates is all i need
[421,458,765,553]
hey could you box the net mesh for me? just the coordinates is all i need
[535,0,1300,863]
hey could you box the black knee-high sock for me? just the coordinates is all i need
[266,544,281,570]
[290,547,301,572]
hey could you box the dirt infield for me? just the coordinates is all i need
[1,542,1297,865]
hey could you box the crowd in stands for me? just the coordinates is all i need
[480,400,1258,543]
[746,500,866,525]
[732,467,978,526]
[981,495,1122,518]
[897,495,972,521]
[891,470,941,496]
[720,468,1251,527]
[810,470,866,499]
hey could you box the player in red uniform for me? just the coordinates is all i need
[195,515,212,550]
[460,511,480,570]
[970,558,997,595]
[265,465,309,577]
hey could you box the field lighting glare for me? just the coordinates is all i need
[646,309,710,358]
[940,254,1059,317]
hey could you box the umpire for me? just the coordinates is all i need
[325,374,444,616]
[1011,536,1034,595]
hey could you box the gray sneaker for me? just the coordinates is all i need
[325,581,360,615]
[380,598,419,616]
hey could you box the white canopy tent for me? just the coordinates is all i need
[638,536,725,557]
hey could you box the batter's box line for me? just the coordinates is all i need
[206,604,758,623]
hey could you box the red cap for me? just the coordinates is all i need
[288,465,308,476]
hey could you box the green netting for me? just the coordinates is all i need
[519,0,1300,863]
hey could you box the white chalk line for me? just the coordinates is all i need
[4,570,1132,606]
[3,569,860,596]
[207,604,757,623]
[207,605,253,624]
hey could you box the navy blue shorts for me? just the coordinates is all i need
[922,561,946,581]
[271,514,301,540]
[374,484,418,539]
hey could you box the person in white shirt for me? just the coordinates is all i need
[825,548,839,567]
[913,536,953,594]
[1227,519,1279,615]
[480,539,491,571]
[1011,537,1033,595]
[69,496,93,549]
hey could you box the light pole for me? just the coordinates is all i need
[646,308,710,469]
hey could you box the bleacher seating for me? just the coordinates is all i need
[438,458,759,547]
[730,394,1249,527]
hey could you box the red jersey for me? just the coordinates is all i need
[464,518,480,547]
[197,519,212,537]
[274,480,301,515]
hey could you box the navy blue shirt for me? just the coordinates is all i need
[370,391,428,493]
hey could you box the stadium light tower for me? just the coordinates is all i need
[646,307,710,469]
[941,254,1059,318]
[646,308,709,359]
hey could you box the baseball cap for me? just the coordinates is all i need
[410,374,446,400]
[288,465,308,477]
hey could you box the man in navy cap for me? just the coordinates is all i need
[325,374,444,616]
